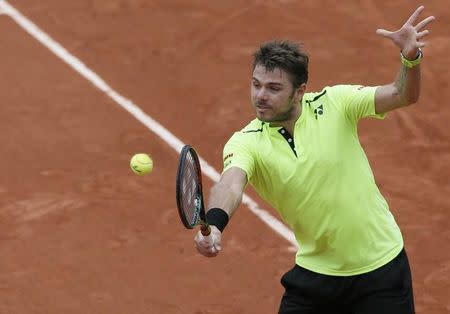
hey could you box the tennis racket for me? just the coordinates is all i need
[176,144,211,239]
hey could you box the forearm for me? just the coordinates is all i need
[207,180,243,218]
[394,50,422,105]
[375,5,434,112]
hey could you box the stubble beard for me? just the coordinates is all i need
[256,95,297,123]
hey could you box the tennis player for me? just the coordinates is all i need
[195,6,434,314]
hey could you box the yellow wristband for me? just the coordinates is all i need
[400,49,423,68]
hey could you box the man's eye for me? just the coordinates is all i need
[270,87,281,91]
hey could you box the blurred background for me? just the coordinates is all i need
[0,1,448,313]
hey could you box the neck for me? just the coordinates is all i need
[270,101,302,135]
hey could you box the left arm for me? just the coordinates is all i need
[374,6,435,114]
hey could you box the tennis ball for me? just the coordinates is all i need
[130,153,153,176]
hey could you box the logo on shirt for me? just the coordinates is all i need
[224,153,233,162]
[223,153,234,168]
[314,104,324,119]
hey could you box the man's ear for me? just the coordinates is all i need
[295,83,307,102]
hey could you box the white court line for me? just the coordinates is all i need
[0,0,298,248]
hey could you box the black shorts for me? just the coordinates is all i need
[279,249,415,314]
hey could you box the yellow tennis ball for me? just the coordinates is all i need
[130,153,153,176]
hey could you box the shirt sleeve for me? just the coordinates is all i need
[331,85,385,122]
[222,132,255,180]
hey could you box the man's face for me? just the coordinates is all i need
[251,65,301,123]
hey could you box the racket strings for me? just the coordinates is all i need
[181,152,200,225]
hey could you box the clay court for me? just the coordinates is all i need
[0,0,449,313]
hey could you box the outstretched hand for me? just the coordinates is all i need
[376,6,435,60]
[194,225,223,258]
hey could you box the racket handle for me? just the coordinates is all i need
[200,223,214,247]
[200,223,211,236]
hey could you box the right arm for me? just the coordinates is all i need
[208,167,247,218]
[194,167,248,257]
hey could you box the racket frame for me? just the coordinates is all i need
[176,145,210,235]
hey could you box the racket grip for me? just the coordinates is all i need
[200,224,214,246]
[200,223,211,236]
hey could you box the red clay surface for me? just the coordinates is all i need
[0,1,449,313]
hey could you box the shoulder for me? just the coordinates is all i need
[325,84,377,98]
[231,119,265,139]
[303,85,375,104]
[240,119,265,133]
[302,86,347,105]
[225,119,264,148]
[303,87,328,102]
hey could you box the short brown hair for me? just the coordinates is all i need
[252,40,309,88]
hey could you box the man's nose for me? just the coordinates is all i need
[256,87,268,101]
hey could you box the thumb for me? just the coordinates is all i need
[376,28,393,38]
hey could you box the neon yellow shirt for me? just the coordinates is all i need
[222,85,403,276]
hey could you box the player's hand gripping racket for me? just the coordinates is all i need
[176,145,212,243]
